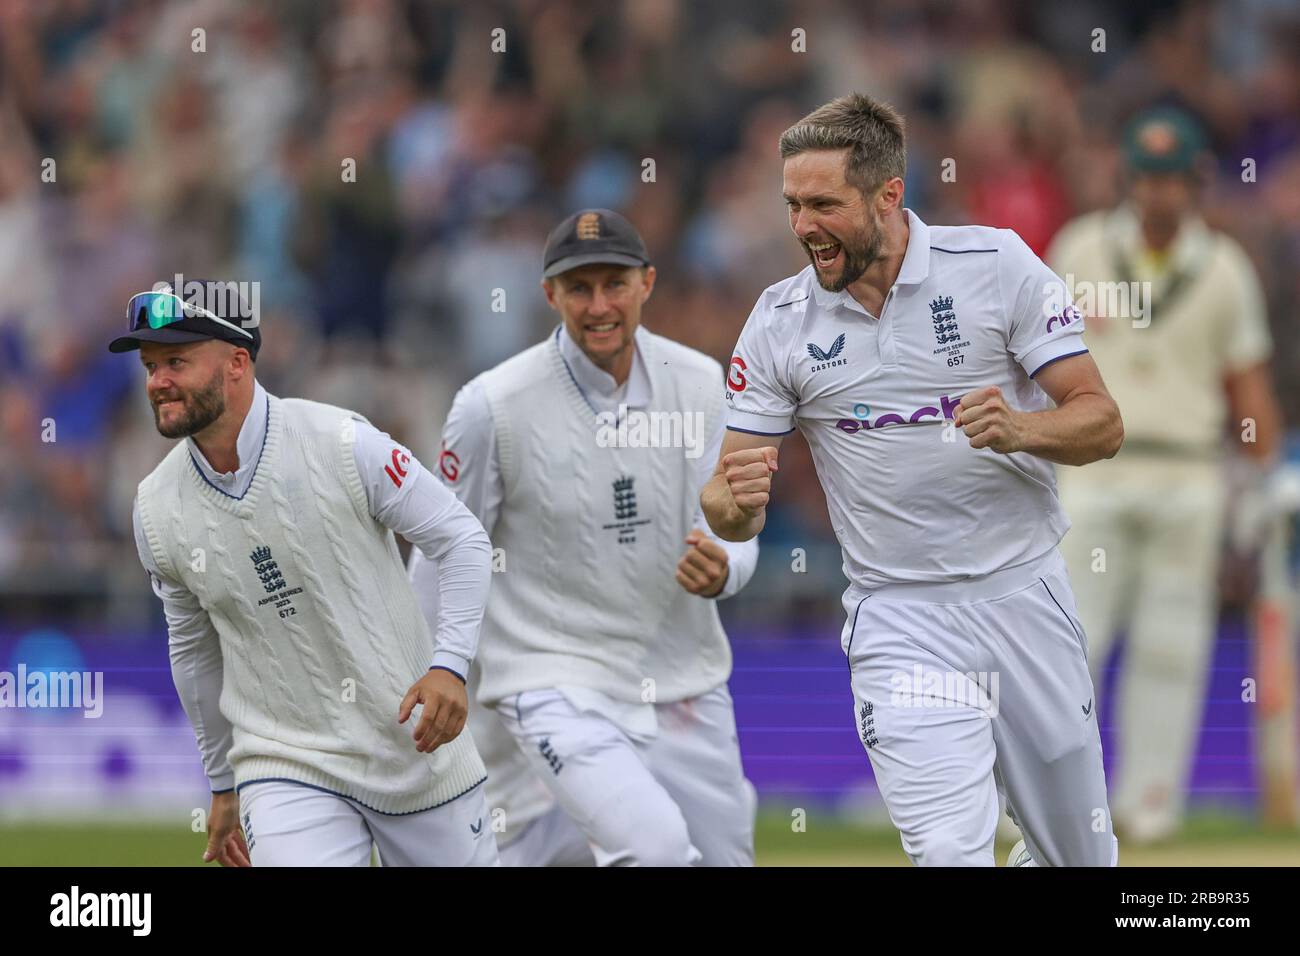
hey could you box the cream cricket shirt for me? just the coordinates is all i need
[727,210,1087,590]
[1046,205,1273,454]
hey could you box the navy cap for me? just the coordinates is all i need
[109,280,261,360]
[542,208,650,279]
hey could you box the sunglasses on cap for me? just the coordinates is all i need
[125,290,256,341]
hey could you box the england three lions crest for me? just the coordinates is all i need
[250,545,303,619]
[602,475,651,545]
[250,545,286,593]
[930,295,971,363]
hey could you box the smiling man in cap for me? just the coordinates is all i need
[119,279,499,866]
[409,209,760,866]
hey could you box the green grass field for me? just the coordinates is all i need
[754,810,1300,866]
[2,810,1297,866]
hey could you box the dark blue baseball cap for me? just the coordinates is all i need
[542,208,650,279]
[110,280,260,360]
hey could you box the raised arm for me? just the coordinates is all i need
[971,229,1123,466]
[680,399,761,598]
[701,428,785,542]
[956,352,1123,466]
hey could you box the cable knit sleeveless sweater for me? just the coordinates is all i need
[136,395,486,814]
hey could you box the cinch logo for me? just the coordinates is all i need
[1046,303,1082,334]
[727,355,747,392]
[834,394,962,432]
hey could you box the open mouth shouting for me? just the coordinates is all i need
[807,239,842,270]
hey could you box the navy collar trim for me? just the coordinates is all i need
[187,393,271,501]
[553,326,599,416]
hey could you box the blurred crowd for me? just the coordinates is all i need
[1,0,1298,633]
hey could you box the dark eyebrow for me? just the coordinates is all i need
[783,193,837,205]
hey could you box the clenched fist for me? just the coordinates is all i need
[676,530,730,597]
[720,445,780,517]
[955,386,1025,454]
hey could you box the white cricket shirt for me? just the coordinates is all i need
[726,209,1088,590]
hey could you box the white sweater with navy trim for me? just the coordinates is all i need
[136,395,486,814]
[473,329,735,707]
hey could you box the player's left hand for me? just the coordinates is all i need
[203,790,251,867]
[398,668,468,753]
[677,530,730,597]
[955,386,1025,454]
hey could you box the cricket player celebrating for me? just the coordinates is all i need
[702,94,1125,867]
[409,209,759,866]
[116,281,498,866]
[1047,107,1283,843]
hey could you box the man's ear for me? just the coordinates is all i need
[876,176,905,215]
[640,265,657,302]
[226,343,252,379]
[541,277,559,311]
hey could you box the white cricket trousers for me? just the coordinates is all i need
[498,804,594,867]
[845,547,1119,867]
[238,780,500,866]
[495,683,757,866]
[1057,456,1223,837]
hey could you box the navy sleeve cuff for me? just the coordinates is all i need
[428,664,467,684]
